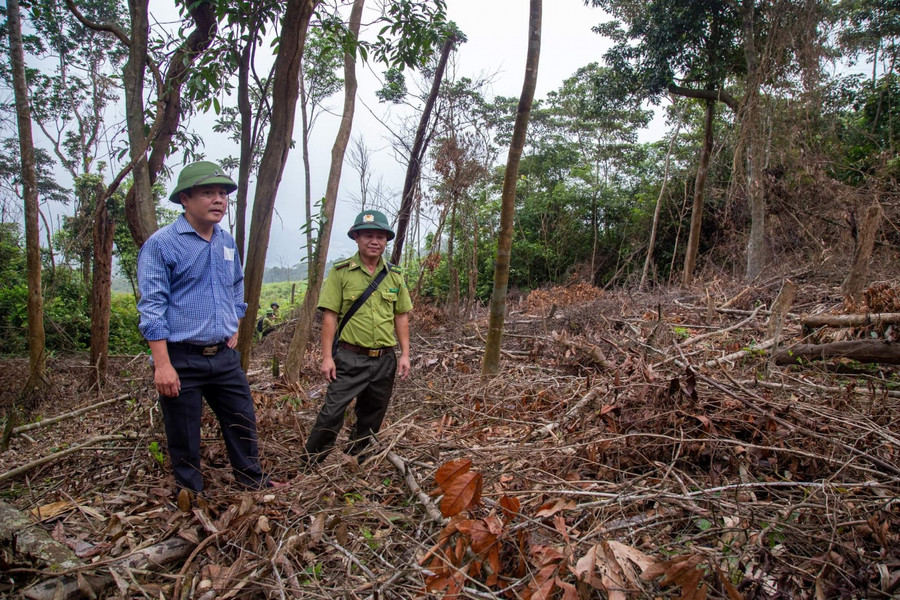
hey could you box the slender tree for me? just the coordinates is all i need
[299,24,344,268]
[390,29,462,264]
[284,0,364,384]
[7,0,49,398]
[237,0,321,368]
[482,0,541,376]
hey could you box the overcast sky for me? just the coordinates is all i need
[31,2,657,269]
[199,0,634,267]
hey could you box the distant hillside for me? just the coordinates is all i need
[263,262,308,283]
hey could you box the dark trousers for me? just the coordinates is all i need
[304,349,397,464]
[158,344,265,492]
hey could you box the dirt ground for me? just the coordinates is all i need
[1,274,899,599]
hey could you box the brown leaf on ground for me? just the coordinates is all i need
[439,470,483,517]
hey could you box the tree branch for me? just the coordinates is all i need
[668,84,740,111]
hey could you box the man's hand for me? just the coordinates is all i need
[321,356,337,382]
[154,363,181,397]
[227,331,239,348]
[397,354,411,380]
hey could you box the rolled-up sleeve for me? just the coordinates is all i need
[317,268,342,313]
[137,239,171,341]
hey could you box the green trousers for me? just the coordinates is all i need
[304,348,397,464]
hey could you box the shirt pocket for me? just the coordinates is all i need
[380,290,398,303]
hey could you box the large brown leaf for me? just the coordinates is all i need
[439,471,483,517]
[435,458,473,492]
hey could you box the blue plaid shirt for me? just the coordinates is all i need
[137,215,247,345]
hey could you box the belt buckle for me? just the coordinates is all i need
[202,345,218,356]
[368,349,380,357]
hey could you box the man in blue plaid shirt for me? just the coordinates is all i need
[137,161,277,495]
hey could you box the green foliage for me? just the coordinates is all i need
[256,280,307,320]
[589,0,744,99]
[0,224,28,355]
[376,67,408,104]
[148,441,165,468]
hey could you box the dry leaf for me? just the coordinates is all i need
[435,458,473,491]
[309,513,325,544]
[535,498,576,517]
[499,495,521,523]
[439,471,483,517]
[31,499,83,521]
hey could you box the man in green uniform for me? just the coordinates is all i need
[303,210,412,465]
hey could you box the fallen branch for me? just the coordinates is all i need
[772,341,900,365]
[681,305,764,348]
[12,394,131,435]
[551,330,615,370]
[697,338,777,369]
[385,451,444,523]
[21,537,194,600]
[740,378,900,399]
[0,435,131,484]
[0,501,81,572]
[530,386,605,440]
[801,313,900,328]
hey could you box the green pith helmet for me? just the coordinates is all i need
[168,161,238,204]
[347,210,395,241]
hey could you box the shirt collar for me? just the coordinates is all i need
[346,252,385,271]
[174,214,221,239]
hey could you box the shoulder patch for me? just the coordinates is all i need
[390,265,403,274]
[334,259,351,270]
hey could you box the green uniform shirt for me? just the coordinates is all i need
[318,252,413,348]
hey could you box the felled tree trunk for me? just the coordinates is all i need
[772,341,900,366]
[802,313,900,328]
[21,537,194,600]
[0,501,80,573]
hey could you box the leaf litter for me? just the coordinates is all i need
[0,277,899,599]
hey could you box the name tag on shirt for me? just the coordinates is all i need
[224,247,235,261]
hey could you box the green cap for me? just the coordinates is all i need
[348,210,395,241]
[168,161,237,204]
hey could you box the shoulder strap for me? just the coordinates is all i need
[333,263,391,353]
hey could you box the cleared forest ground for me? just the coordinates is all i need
[1,276,898,599]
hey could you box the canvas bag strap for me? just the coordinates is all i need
[333,263,391,354]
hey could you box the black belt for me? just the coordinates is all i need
[168,341,227,356]
[338,341,394,357]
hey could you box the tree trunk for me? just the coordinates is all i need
[413,201,452,297]
[300,73,314,269]
[741,0,766,280]
[122,0,217,247]
[282,0,363,383]
[390,35,457,264]
[803,312,900,328]
[682,99,715,286]
[89,186,115,389]
[482,0,541,376]
[121,0,155,247]
[641,106,682,289]
[8,0,49,398]
[235,37,254,262]
[773,341,900,366]
[467,210,478,319]
[238,0,321,369]
[446,198,459,317]
[842,203,882,307]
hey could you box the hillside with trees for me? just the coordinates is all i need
[1,0,899,598]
